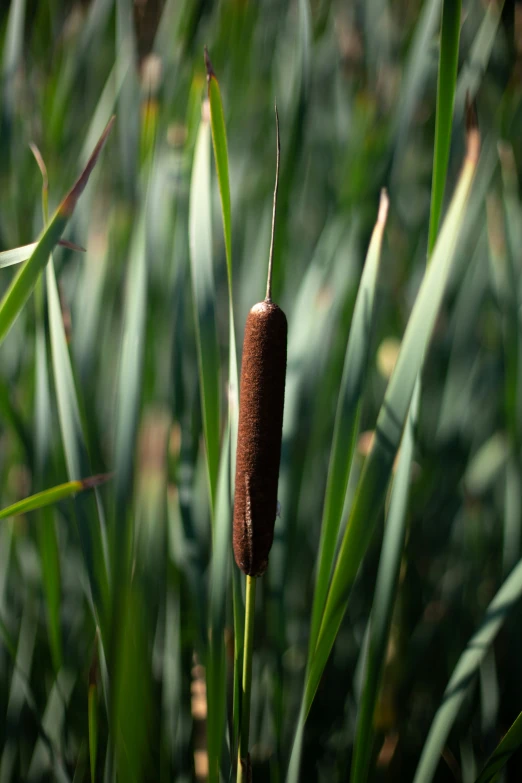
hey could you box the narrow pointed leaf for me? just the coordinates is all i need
[189,116,221,515]
[205,49,239,482]
[474,711,522,783]
[413,557,522,783]
[309,190,389,652]
[305,126,480,716]
[353,6,463,777]
[0,475,112,521]
[0,240,83,269]
[0,117,114,345]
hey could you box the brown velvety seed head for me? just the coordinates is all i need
[233,300,287,576]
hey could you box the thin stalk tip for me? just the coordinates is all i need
[204,46,215,82]
[265,103,280,303]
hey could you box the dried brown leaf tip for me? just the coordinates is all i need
[60,115,115,217]
[465,93,480,163]
[29,142,48,192]
[204,46,216,83]
[233,106,287,577]
[58,239,86,253]
[81,472,114,490]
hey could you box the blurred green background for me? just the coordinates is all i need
[0,0,522,781]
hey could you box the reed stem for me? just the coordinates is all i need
[265,104,280,303]
[237,575,257,782]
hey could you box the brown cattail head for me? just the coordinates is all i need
[233,300,287,576]
[233,102,286,577]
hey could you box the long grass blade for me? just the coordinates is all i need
[32,132,113,644]
[352,6,462,778]
[32,220,62,671]
[112,205,148,564]
[413,557,522,783]
[305,120,480,718]
[309,190,389,652]
[0,240,83,269]
[473,711,522,783]
[0,117,114,345]
[205,48,239,476]
[189,114,221,515]
[0,476,111,521]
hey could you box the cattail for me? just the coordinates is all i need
[233,107,287,577]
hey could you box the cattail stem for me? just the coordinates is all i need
[265,104,280,303]
[237,575,257,782]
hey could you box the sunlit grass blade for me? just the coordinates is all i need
[0,239,83,269]
[205,48,239,474]
[473,711,522,783]
[352,7,462,777]
[189,114,221,515]
[309,190,389,652]
[205,49,232,289]
[47,246,110,634]
[204,48,242,759]
[112,205,147,567]
[282,219,360,782]
[0,476,111,521]
[0,117,114,346]
[413,557,522,783]
[31,134,114,644]
[288,196,388,783]
[305,121,480,718]
[31,147,80,675]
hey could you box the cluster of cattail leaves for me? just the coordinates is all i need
[1,1,522,781]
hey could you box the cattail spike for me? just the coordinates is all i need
[265,103,280,303]
[234,102,287,578]
[233,301,287,576]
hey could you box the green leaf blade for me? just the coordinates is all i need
[413,558,522,783]
[305,126,480,716]
[0,475,110,520]
[0,117,113,346]
[189,116,221,515]
[309,189,389,652]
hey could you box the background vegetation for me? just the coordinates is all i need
[0,0,521,781]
